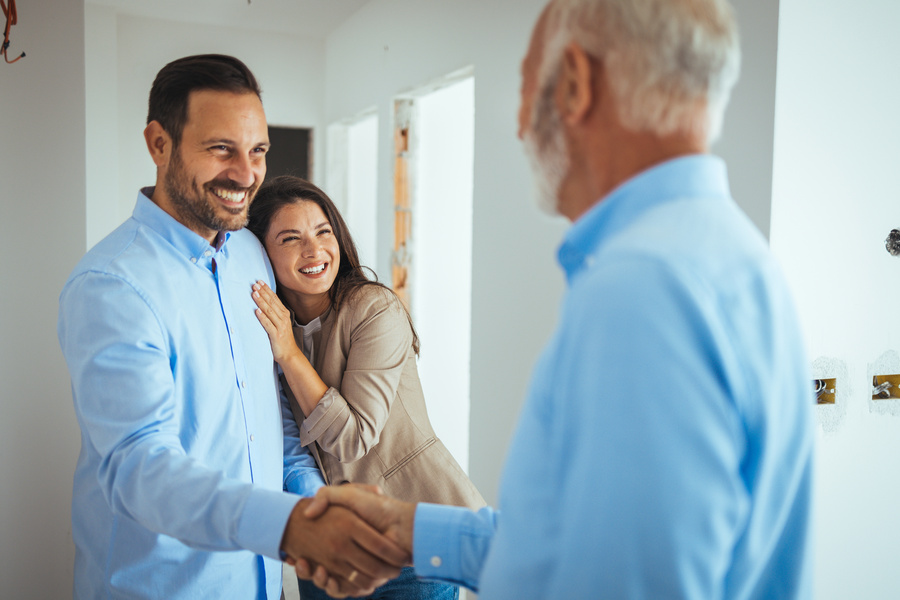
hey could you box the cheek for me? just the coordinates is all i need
[330,243,342,271]
[267,249,293,280]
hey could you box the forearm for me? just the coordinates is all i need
[279,350,328,416]
[282,384,327,495]
[97,433,299,558]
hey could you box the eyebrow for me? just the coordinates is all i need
[201,137,271,148]
[276,222,331,238]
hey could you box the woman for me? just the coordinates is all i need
[248,176,484,600]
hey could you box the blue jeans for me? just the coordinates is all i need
[297,567,459,600]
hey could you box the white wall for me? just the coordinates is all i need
[770,0,900,597]
[0,1,85,596]
[411,77,476,473]
[713,0,780,238]
[85,7,327,245]
[324,0,564,503]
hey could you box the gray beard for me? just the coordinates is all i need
[522,92,569,216]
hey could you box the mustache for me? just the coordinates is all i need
[205,179,255,193]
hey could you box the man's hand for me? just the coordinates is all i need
[305,484,416,552]
[294,485,418,597]
[281,497,408,597]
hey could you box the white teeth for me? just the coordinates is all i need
[213,189,245,203]
[301,265,326,275]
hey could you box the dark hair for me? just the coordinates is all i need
[248,175,420,354]
[147,54,261,147]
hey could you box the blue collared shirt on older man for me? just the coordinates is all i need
[413,155,815,599]
[58,189,325,599]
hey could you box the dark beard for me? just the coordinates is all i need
[164,148,253,234]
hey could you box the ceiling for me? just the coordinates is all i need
[89,0,372,38]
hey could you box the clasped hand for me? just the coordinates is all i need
[283,484,417,598]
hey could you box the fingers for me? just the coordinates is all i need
[282,499,405,591]
[304,484,369,519]
[304,484,415,557]
[349,516,409,568]
[251,281,305,363]
[293,557,311,578]
[304,488,331,519]
[303,484,377,519]
[252,282,289,323]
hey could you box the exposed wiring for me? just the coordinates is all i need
[2,0,25,64]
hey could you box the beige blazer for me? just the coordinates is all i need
[282,285,485,509]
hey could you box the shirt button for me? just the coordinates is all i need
[430,556,442,568]
[204,250,212,257]
[250,434,255,442]
[190,257,197,264]
[241,381,247,388]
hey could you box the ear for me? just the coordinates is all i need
[557,42,596,126]
[143,121,173,168]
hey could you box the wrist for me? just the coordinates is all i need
[280,498,312,558]
[276,344,306,368]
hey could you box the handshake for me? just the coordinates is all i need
[280,484,418,598]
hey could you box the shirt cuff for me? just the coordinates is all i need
[299,387,342,446]
[236,488,303,560]
[413,503,472,588]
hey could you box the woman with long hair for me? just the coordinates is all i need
[248,176,484,600]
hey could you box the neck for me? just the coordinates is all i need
[561,125,707,221]
[150,182,219,244]
[281,289,332,326]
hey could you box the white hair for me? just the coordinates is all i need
[540,0,741,143]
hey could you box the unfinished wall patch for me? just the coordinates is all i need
[867,350,900,416]
[811,356,849,433]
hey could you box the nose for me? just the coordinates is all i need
[517,108,528,141]
[228,153,260,188]
[301,237,321,258]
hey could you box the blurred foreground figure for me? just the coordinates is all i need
[300,0,815,598]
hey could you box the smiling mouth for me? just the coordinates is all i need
[211,188,247,205]
[300,264,326,275]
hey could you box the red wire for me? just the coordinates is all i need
[1,0,25,64]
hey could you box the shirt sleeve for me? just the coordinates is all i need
[299,289,410,462]
[58,271,298,560]
[412,503,498,591]
[279,366,326,495]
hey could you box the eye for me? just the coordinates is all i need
[317,228,332,237]
[280,235,299,243]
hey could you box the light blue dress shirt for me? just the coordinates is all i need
[414,155,814,599]
[58,190,325,599]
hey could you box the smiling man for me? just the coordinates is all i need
[58,54,406,599]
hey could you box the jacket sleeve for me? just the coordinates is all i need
[299,288,412,462]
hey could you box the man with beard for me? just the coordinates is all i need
[58,54,406,599]
[295,1,815,598]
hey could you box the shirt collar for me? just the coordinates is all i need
[557,154,731,281]
[134,187,232,267]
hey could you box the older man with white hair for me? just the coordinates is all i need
[298,0,815,598]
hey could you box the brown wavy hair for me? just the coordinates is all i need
[248,175,419,354]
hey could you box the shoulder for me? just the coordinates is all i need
[340,284,404,318]
[228,227,266,253]
[66,218,142,282]
[331,284,411,342]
